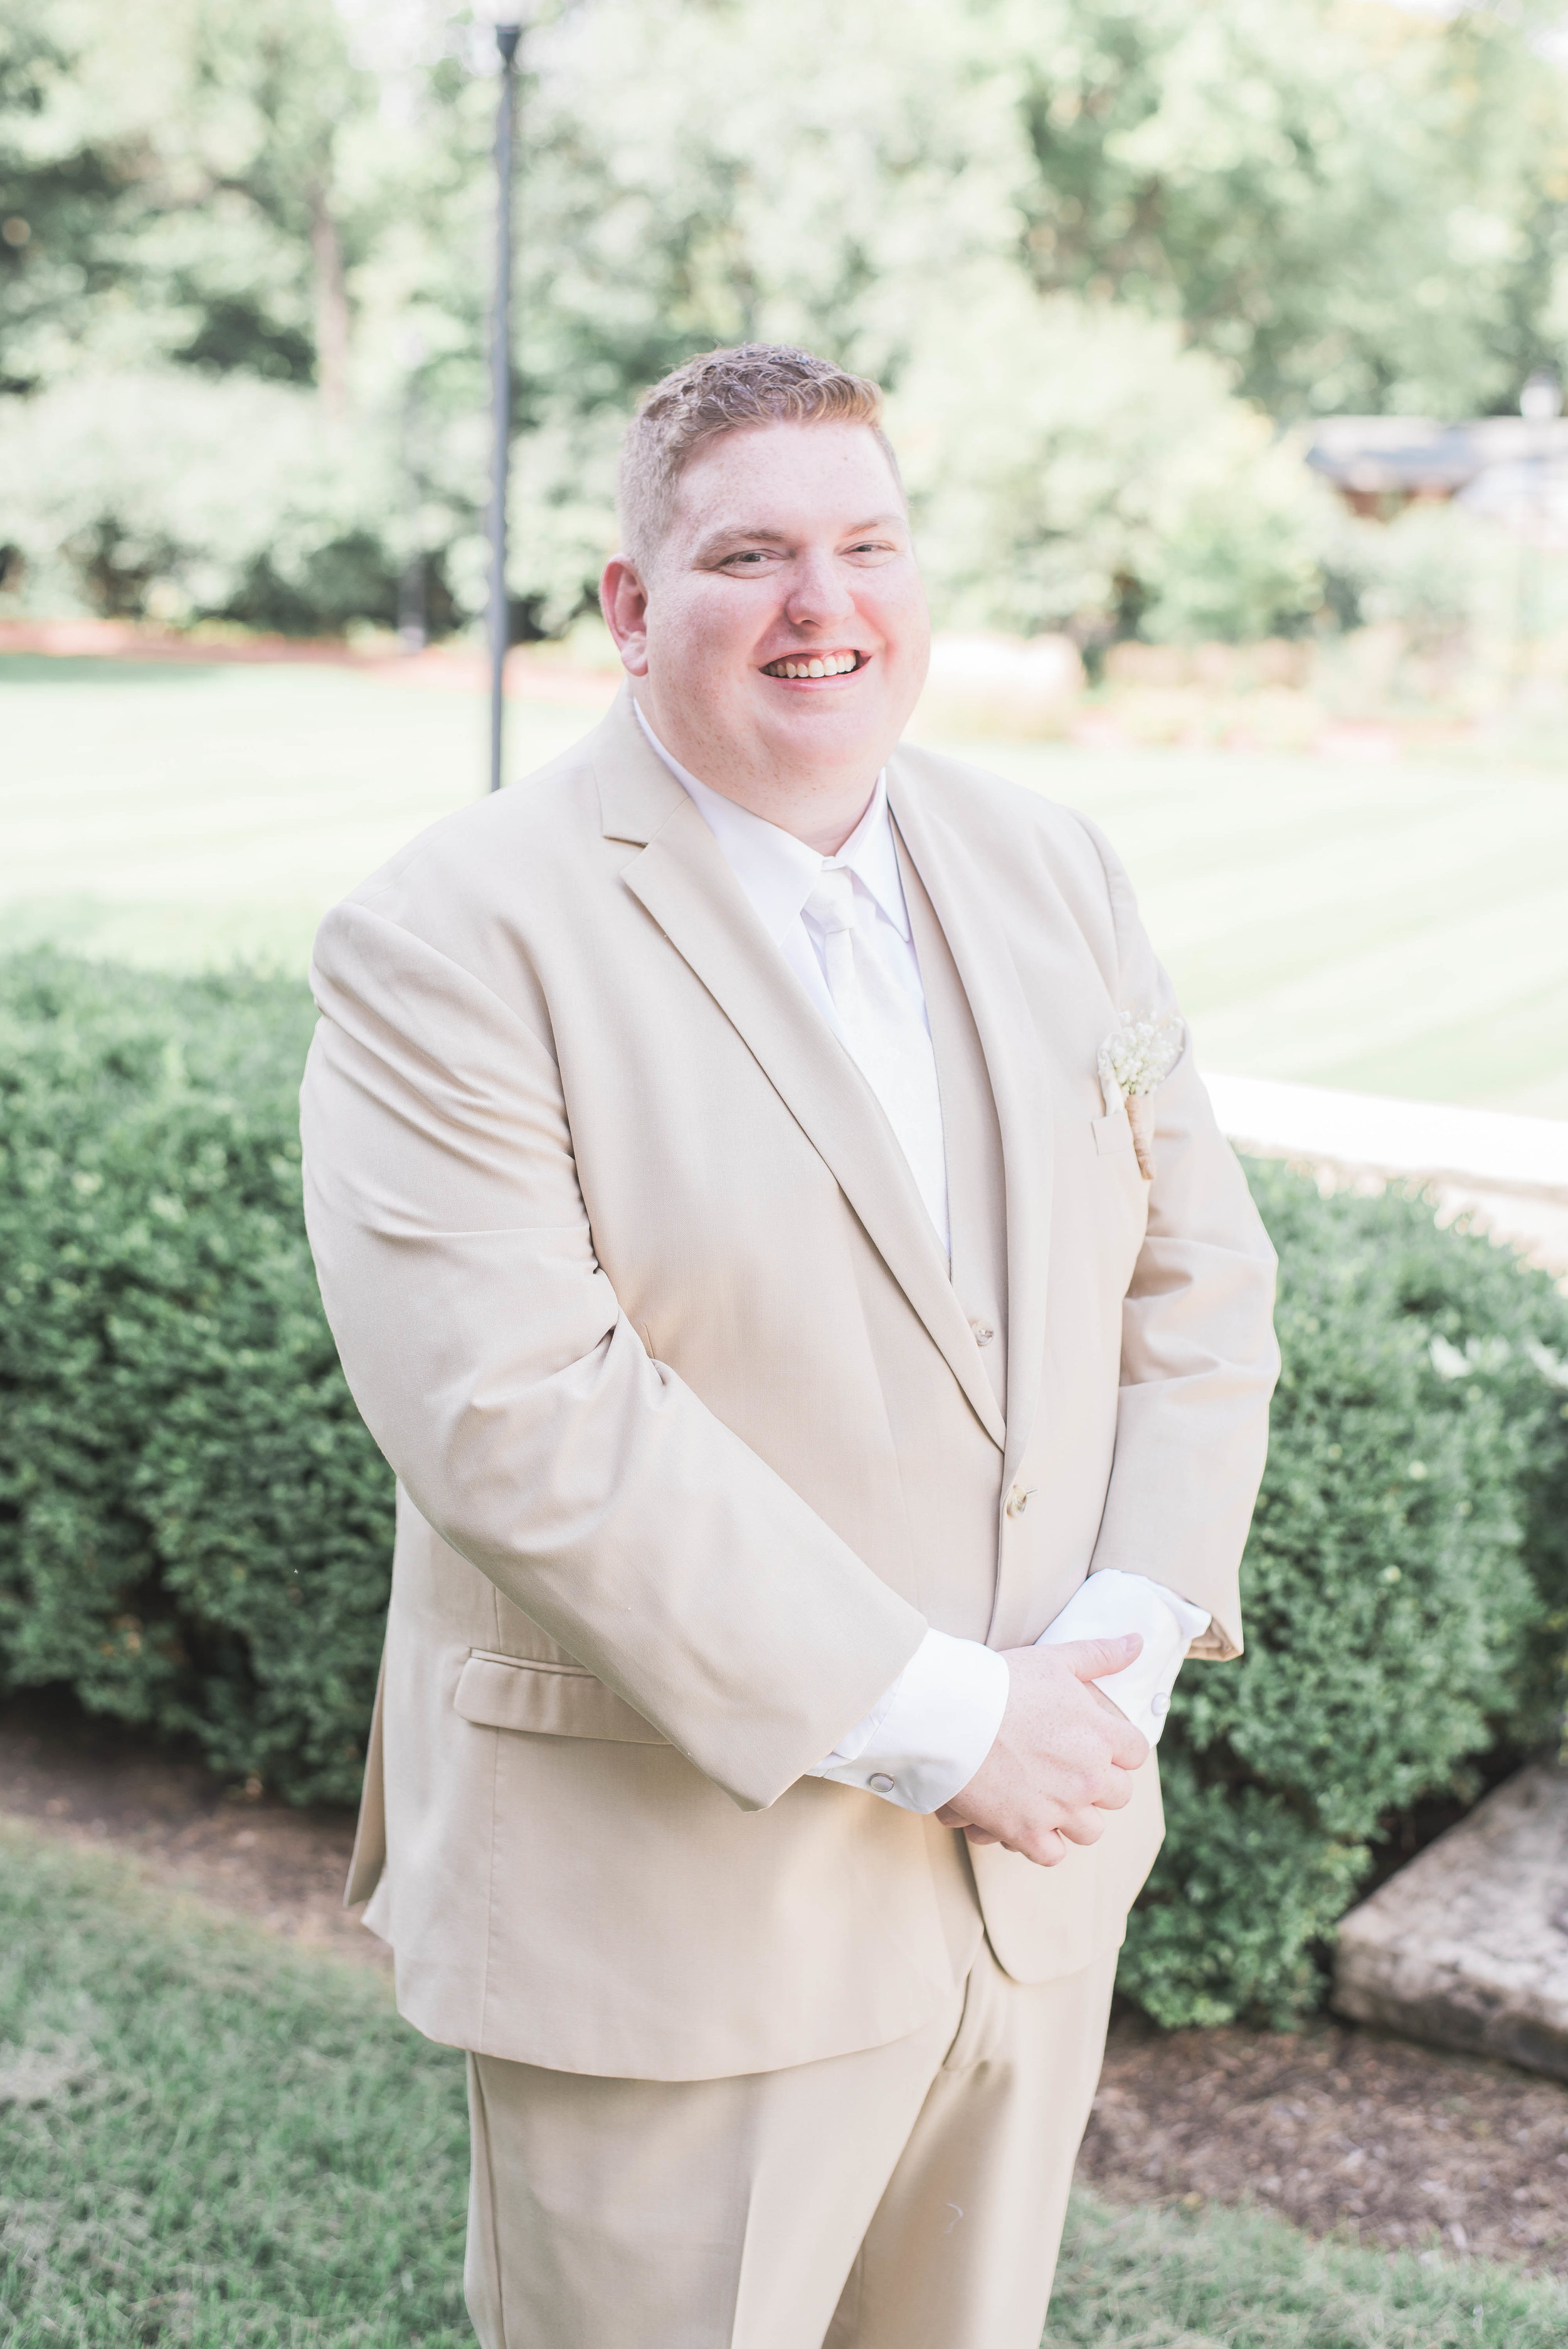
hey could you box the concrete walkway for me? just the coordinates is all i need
[1205,1070,1568,1276]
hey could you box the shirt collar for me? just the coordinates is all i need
[633,699,909,946]
[827,773,910,940]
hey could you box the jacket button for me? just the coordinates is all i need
[868,1773,896,1793]
[1005,1485,1036,1519]
[970,1320,995,1347]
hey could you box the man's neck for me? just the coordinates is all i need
[634,699,883,857]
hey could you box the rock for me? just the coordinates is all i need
[1333,1761,1568,2080]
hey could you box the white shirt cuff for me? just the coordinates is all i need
[1033,1569,1209,1746]
[807,1627,1009,1814]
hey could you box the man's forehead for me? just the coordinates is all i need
[669,426,905,549]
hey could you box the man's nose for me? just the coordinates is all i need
[783,551,855,629]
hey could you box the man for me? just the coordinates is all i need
[300,343,1278,2349]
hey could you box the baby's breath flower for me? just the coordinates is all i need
[1098,1011,1184,1180]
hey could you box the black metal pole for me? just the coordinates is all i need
[398,329,428,652]
[1517,369,1562,700]
[487,22,522,793]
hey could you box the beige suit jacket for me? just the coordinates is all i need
[300,686,1278,2082]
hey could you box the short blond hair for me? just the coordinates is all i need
[617,342,901,570]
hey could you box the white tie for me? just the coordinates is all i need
[802,868,951,1258]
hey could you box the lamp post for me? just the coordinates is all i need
[398,326,429,653]
[486,19,523,793]
[1521,361,1559,686]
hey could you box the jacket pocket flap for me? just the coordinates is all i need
[453,1651,669,1746]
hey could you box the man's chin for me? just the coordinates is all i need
[755,694,910,778]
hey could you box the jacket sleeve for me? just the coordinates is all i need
[299,897,926,1811]
[1075,817,1281,1660]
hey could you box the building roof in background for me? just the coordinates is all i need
[1306,415,1568,501]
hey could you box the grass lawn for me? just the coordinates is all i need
[3,653,1568,1116]
[3,1823,1567,2346]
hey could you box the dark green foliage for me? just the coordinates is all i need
[4,951,1568,2027]
[1120,1160,1568,2029]
[1116,1758,1374,2034]
[0,950,392,1804]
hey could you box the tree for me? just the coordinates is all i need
[0,0,381,405]
[6,0,1568,637]
[1007,0,1568,418]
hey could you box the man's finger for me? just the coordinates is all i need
[1054,1808,1106,1848]
[1104,1712,1151,1773]
[1061,1633,1143,1682]
[1012,1827,1067,1868]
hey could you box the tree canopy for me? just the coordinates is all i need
[2,0,1565,639]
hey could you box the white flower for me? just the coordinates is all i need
[1098,1011,1184,1180]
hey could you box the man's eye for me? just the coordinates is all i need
[724,550,772,567]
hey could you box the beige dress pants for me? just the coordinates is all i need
[464,1937,1117,2349]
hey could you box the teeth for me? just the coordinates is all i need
[770,653,859,678]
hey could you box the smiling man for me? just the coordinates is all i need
[300,346,1278,2349]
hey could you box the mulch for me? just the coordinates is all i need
[4,1690,1566,2277]
[1081,2009,1568,2277]
[0,1691,380,1968]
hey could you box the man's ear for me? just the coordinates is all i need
[600,555,651,677]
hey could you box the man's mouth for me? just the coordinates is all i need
[761,650,866,680]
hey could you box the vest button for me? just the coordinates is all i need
[970,1320,995,1347]
[1005,1485,1036,1519]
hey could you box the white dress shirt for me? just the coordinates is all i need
[633,701,1209,1812]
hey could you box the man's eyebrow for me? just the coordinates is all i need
[693,513,908,561]
[693,523,790,560]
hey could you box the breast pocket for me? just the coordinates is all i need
[1091,1104,1135,1158]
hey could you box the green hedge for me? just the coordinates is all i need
[3,950,1567,2022]
[1120,1162,1568,2027]
[0,952,392,1805]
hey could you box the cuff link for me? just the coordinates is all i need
[1150,1692,1168,1717]
[868,1773,896,1794]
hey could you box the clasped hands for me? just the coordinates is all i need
[935,1635,1149,1869]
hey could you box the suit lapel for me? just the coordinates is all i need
[594,692,1006,1453]
[896,843,1009,1423]
[887,759,1056,1506]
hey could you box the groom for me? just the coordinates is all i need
[300,343,1278,2349]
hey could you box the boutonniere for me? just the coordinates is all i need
[1098,1012,1184,1181]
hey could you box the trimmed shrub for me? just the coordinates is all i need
[1120,1161,1568,2028]
[0,951,391,1805]
[0,373,413,635]
[3,949,1567,2033]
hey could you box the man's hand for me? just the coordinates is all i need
[934,1635,1150,1868]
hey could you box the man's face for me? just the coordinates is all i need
[605,420,930,822]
